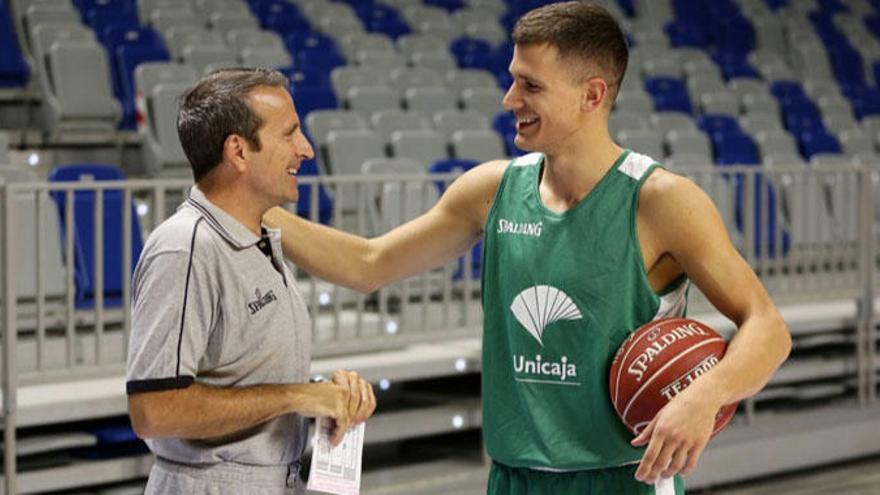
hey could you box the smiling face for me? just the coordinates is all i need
[503,43,597,155]
[242,85,314,206]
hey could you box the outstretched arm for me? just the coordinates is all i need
[264,160,507,293]
[632,171,792,483]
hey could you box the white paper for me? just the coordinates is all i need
[307,418,364,495]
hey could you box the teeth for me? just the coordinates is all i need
[287,168,298,176]
[518,117,538,125]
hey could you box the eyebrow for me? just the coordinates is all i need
[509,66,540,83]
[516,73,542,87]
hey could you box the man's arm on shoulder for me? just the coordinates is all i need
[633,170,792,482]
[264,160,508,292]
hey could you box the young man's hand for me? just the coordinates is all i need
[631,387,723,484]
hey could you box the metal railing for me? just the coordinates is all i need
[0,164,878,492]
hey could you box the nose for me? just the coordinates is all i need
[295,132,315,161]
[502,81,520,112]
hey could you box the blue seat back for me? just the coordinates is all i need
[48,164,144,308]
[296,157,334,225]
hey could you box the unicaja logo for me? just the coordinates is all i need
[510,285,583,386]
[510,285,583,346]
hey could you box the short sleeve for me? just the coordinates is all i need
[126,238,217,395]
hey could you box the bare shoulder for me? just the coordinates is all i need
[639,167,733,256]
[459,159,509,189]
[439,159,509,223]
[639,167,716,221]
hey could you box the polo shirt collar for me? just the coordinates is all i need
[185,186,262,249]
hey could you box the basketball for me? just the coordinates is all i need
[609,317,738,436]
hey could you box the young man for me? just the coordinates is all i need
[265,3,791,493]
[126,69,376,495]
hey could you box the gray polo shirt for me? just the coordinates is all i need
[126,186,312,467]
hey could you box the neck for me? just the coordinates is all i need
[540,120,624,205]
[198,176,267,236]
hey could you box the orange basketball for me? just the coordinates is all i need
[609,317,737,436]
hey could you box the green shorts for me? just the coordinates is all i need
[487,461,685,495]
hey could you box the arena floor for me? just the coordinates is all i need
[695,454,880,495]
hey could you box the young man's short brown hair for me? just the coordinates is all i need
[177,68,289,182]
[512,1,629,105]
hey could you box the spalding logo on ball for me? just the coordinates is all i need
[609,317,738,436]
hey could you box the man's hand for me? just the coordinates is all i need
[295,381,352,446]
[631,388,722,484]
[332,369,377,425]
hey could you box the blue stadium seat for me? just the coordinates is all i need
[74,0,136,12]
[291,87,338,117]
[250,0,303,21]
[72,422,147,459]
[713,133,760,165]
[83,3,139,31]
[847,85,880,119]
[733,174,790,258]
[282,67,331,91]
[0,4,29,87]
[450,37,493,66]
[453,242,483,281]
[764,0,788,10]
[115,43,171,130]
[770,81,812,108]
[48,164,144,309]
[295,157,333,225]
[797,130,842,158]
[369,17,411,39]
[286,31,339,54]
[492,113,516,136]
[424,0,466,12]
[706,1,754,50]
[867,14,880,40]
[712,51,760,80]
[501,11,520,32]
[664,21,711,48]
[784,111,825,135]
[295,48,346,74]
[356,3,411,39]
[492,113,517,155]
[714,20,754,54]
[254,1,311,34]
[697,114,741,141]
[645,77,692,114]
[496,72,513,92]
[617,0,636,17]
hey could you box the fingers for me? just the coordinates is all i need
[681,439,709,476]
[353,377,376,424]
[635,431,666,483]
[345,371,359,422]
[630,418,655,447]
[330,370,376,427]
[330,413,349,447]
[662,445,689,479]
[637,428,707,483]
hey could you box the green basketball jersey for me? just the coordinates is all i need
[481,150,689,470]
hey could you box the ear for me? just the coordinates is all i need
[581,77,609,112]
[222,134,249,173]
